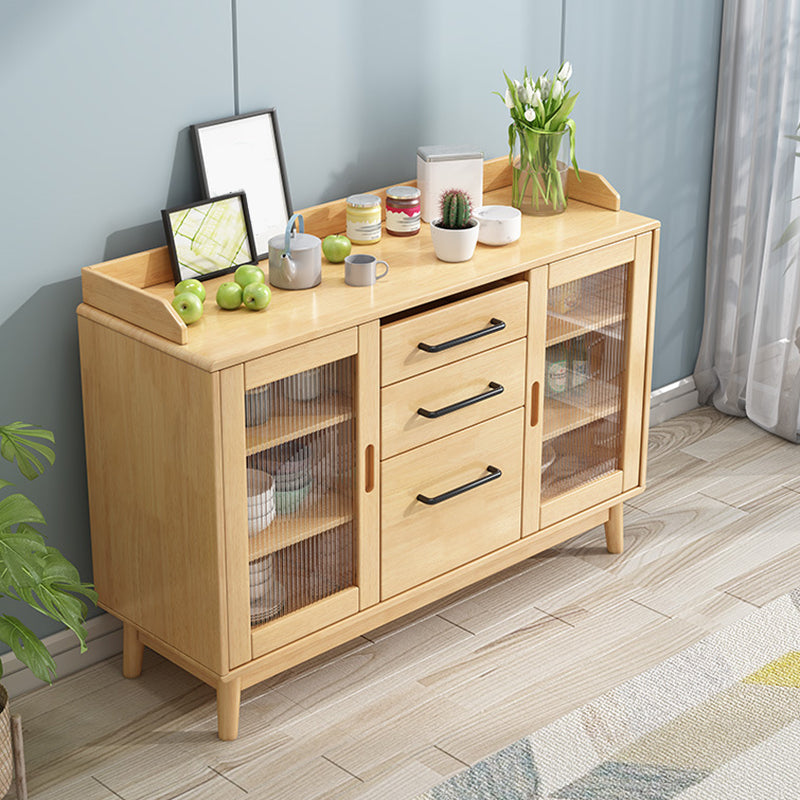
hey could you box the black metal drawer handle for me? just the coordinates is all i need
[417,318,506,353]
[417,382,504,419]
[416,465,502,506]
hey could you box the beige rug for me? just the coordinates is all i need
[417,589,800,799]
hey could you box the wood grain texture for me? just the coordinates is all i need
[78,187,657,373]
[121,623,143,679]
[381,410,524,598]
[522,267,548,535]
[356,321,381,608]
[251,587,360,658]
[621,232,652,491]
[15,408,798,800]
[74,170,659,745]
[219,364,252,669]
[81,267,187,344]
[604,502,624,553]
[244,327,358,389]
[540,470,624,528]
[548,237,636,288]
[78,317,228,674]
[381,339,527,458]
[380,281,528,385]
[639,227,660,488]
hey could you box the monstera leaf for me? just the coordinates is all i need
[0,424,96,684]
[0,423,55,481]
[0,614,58,683]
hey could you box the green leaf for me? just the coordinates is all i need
[0,480,12,490]
[0,423,55,481]
[774,217,800,249]
[0,493,46,531]
[0,533,47,590]
[565,119,580,179]
[0,614,57,683]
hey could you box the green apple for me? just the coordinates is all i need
[173,278,206,303]
[322,234,352,263]
[243,282,272,311]
[234,264,266,288]
[171,292,203,324]
[216,281,243,310]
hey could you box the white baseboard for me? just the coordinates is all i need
[1,377,700,697]
[1,614,122,699]
[649,375,699,426]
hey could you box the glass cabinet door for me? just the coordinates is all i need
[244,357,356,627]
[541,264,628,503]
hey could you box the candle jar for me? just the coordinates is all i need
[385,186,421,236]
[346,194,382,245]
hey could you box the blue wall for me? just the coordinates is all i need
[0,0,722,647]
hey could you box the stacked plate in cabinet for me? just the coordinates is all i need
[246,468,275,534]
[249,555,284,624]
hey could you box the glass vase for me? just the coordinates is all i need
[511,127,569,215]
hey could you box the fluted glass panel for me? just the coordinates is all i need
[244,358,355,626]
[542,265,629,501]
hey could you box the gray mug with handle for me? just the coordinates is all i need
[344,254,389,286]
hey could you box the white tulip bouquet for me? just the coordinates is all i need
[496,62,580,213]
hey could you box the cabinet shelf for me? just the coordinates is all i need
[543,380,620,441]
[541,447,618,500]
[546,307,626,346]
[245,392,353,455]
[546,268,629,346]
[248,489,353,559]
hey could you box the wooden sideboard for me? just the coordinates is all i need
[77,158,660,739]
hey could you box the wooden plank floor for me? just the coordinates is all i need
[8,406,800,800]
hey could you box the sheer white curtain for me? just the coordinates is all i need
[694,0,800,441]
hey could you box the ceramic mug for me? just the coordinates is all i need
[344,254,389,286]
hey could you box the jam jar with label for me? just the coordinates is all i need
[346,194,382,244]
[385,185,421,236]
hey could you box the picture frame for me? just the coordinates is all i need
[161,191,257,284]
[191,108,293,261]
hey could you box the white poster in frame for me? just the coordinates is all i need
[192,109,292,260]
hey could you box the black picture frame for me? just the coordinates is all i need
[191,108,293,261]
[161,191,257,284]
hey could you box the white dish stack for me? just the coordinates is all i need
[247,468,276,534]
[249,555,284,624]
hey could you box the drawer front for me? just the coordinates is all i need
[381,409,523,598]
[381,282,528,385]
[381,339,526,458]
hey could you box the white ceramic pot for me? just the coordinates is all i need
[429,219,480,262]
[474,205,522,246]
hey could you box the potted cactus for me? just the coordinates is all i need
[429,189,480,262]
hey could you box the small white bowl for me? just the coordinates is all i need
[248,507,276,534]
[245,386,271,427]
[474,205,521,246]
[246,469,275,505]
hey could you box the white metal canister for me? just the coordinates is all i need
[416,145,484,223]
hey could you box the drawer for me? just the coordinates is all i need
[381,339,526,458]
[381,281,528,385]
[381,409,523,599]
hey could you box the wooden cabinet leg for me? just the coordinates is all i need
[122,623,144,679]
[604,504,624,554]
[216,677,242,741]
